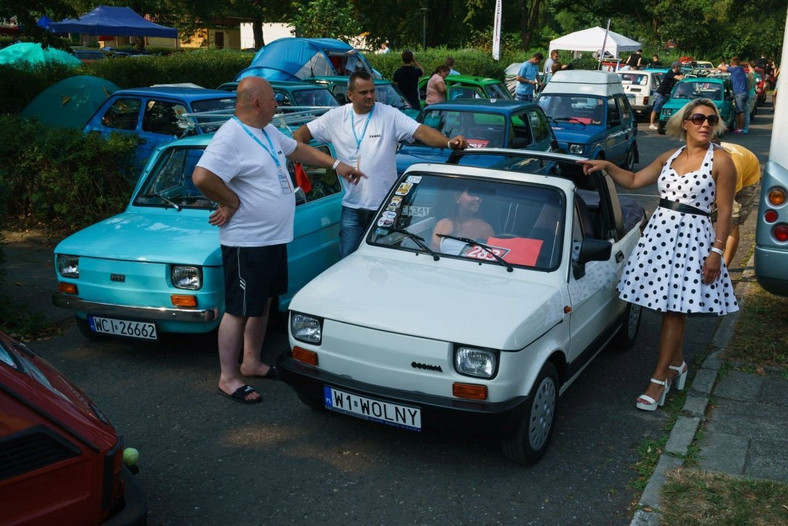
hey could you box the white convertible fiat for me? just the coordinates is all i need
[277,150,645,465]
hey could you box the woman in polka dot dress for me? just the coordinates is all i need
[580,98,738,411]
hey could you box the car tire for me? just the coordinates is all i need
[297,392,325,411]
[74,316,106,341]
[623,146,636,171]
[657,122,666,135]
[611,302,642,350]
[501,361,558,465]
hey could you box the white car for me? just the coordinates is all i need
[277,150,645,465]
[616,70,663,117]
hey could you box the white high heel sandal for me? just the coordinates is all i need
[669,361,689,391]
[636,378,671,411]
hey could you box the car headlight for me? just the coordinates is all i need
[568,144,585,155]
[171,265,202,290]
[291,312,322,345]
[454,346,498,379]
[57,254,79,278]
[662,108,673,117]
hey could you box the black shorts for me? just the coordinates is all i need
[221,244,288,317]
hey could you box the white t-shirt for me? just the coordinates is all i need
[196,118,297,247]
[306,103,420,210]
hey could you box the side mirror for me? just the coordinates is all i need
[573,238,612,279]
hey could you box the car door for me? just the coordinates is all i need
[138,98,188,164]
[283,144,344,308]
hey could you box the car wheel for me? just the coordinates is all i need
[611,302,642,350]
[297,392,325,410]
[501,361,558,465]
[74,316,106,341]
[623,146,636,171]
[657,121,666,135]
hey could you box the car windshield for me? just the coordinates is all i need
[419,110,507,148]
[483,82,512,100]
[618,73,649,86]
[133,146,216,210]
[537,95,606,126]
[376,84,410,108]
[290,89,339,107]
[369,173,564,270]
[671,81,722,101]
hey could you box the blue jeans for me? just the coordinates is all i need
[340,206,377,258]
[515,93,534,102]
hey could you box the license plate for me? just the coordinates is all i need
[323,386,421,431]
[88,316,158,341]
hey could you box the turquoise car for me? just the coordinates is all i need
[657,76,734,134]
[52,130,344,341]
[304,76,419,118]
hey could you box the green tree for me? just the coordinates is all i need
[0,0,76,48]
[289,0,363,41]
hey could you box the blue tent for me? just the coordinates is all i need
[21,75,119,129]
[235,38,379,82]
[0,42,81,68]
[50,6,177,39]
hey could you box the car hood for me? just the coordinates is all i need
[550,127,601,144]
[55,210,220,266]
[396,146,449,174]
[290,252,566,350]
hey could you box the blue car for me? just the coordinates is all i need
[395,99,559,175]
[83,86,236,168]
[52,130,344,341]
[538,70,639,170]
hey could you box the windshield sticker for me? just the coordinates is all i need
[395,182,413,195]
[402,205,431,217]
[377,216,394,227]
[406,175,422,184]
[386,195,403,211]
[466,139,490,148]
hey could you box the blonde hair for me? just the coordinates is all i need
[665,98,726,140]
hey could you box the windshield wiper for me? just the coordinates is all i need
[139,192,182,211]
[551,117,586,126]
[388,228,440,261]
[437,234,513,272]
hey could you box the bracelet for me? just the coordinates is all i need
[447,140,452,149]
[332,159,341,170]
[710,247,724,256]
[714,238,726,246]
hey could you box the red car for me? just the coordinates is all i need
[0,331,147,524]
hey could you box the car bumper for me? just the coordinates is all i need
[52,292,218,323]
[276,353,530,436]
[754,246,788,296]
[105,467,148,526]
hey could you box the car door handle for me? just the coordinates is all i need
[616,250,625,262]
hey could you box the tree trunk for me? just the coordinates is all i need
[519,0,542,51]
[253,15,264,48]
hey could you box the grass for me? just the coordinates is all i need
[660,470,788,526]
[654,280,788,522]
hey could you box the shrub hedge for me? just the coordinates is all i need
[0,115,137,231]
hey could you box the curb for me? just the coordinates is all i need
[629,256,754,526]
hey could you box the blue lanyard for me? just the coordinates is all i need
[350,105,374,153]
[233,116,282,170]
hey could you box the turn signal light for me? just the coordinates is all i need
[170,295,197,307]
[767,187,786,206]
[57,282,78,295]
[452,383,488,400]
[293,346,318,366]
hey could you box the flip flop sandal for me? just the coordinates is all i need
[218,384,262,404]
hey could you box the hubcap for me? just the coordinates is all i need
[529,377,557,449]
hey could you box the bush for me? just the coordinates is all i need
[0,115,137,231]
[0,63,78,114]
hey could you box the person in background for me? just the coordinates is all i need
[544,61,562,87]
[711,139,761,265]
[514,52,543,102]
[719,57,749,134]
[393,50,423,109]
[580,98,738,412]
[293,71,468,257]
[431,185,494,252]
[193,77,365,404]
[425,65,450,105]
[649,61,684,129]
[445,56,460,76]
[544,50,560,74]
[375,41,391,55]
[650,54,662,67]
[626,49,644,70]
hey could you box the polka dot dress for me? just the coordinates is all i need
[617,144,738,315]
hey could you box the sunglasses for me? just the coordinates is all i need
[687,113,720,126]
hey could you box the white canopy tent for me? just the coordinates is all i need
[549,26,641,59]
